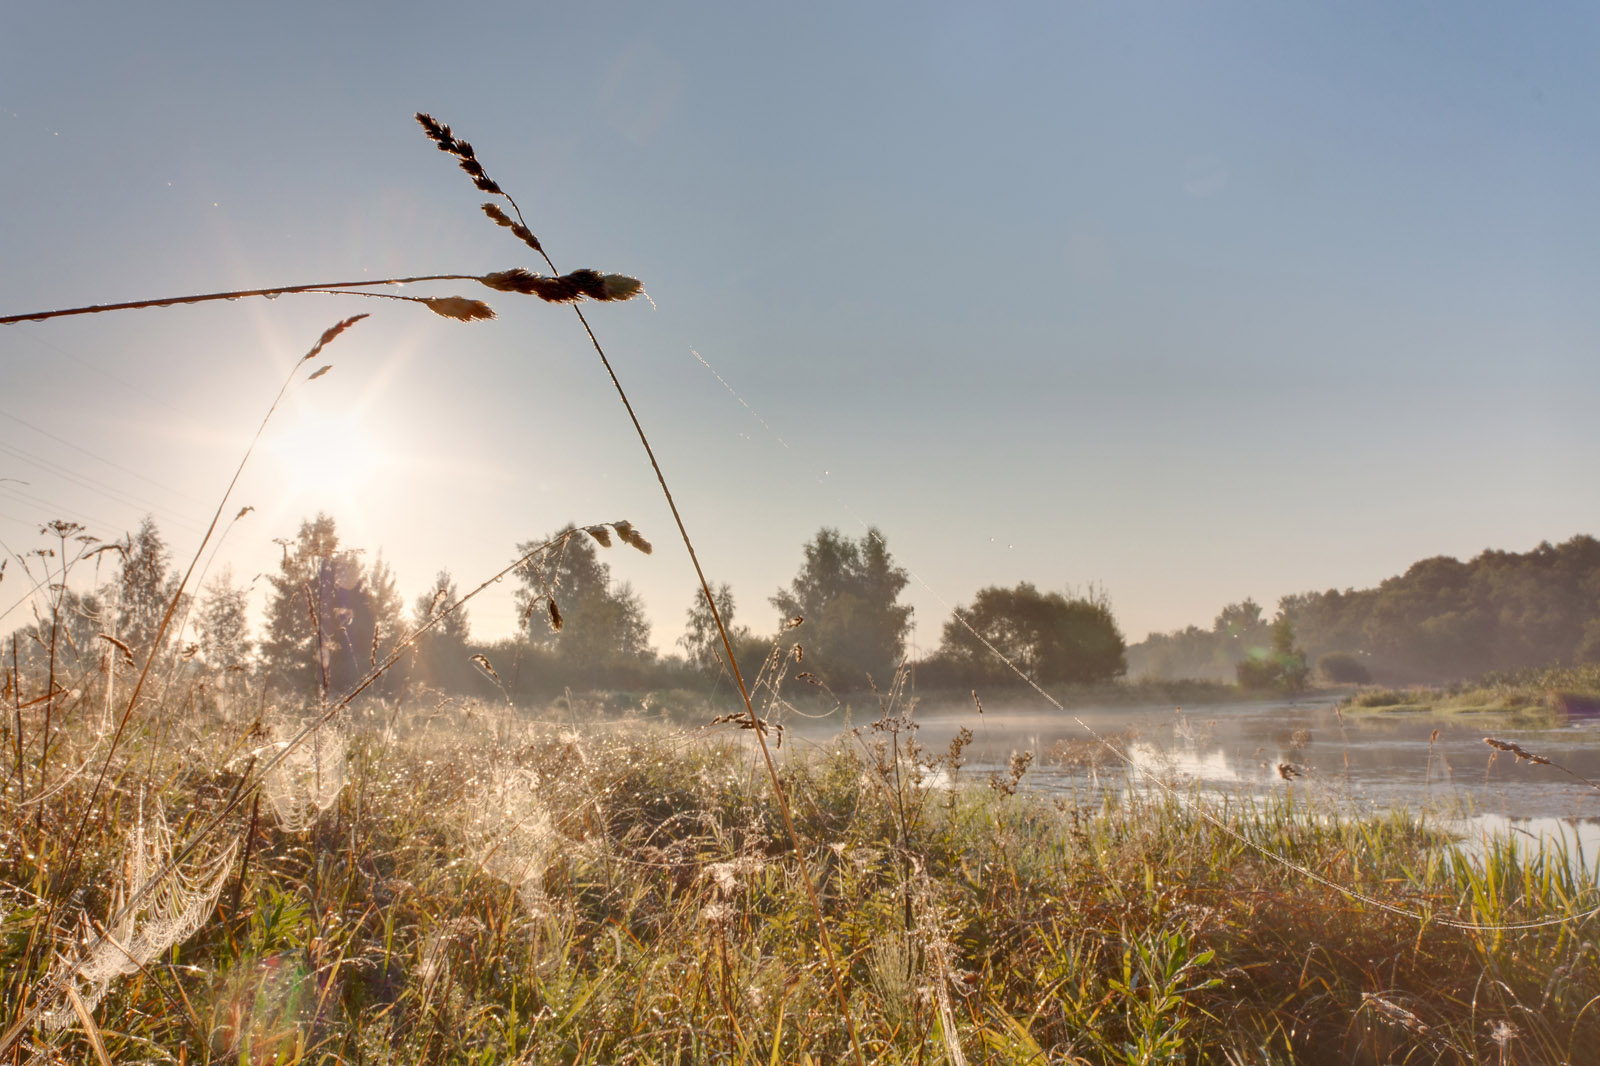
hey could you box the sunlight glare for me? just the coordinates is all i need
[264,402,386,510]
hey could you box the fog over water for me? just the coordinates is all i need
[781,696,1600,869]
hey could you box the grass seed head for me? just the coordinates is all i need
[422,296,496,322]
[301,314,368,362]
[414,112,503,194]
[481,202,543,254]
[477,268,644,303]
[610,520,652,553]
[1484,736,1552,765]
[471,654,500,683]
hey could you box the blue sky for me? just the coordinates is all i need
[3,2,1598,654]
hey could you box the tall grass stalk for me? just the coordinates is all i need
[413,111,870,1066]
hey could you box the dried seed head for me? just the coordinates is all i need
[610,520,652,553]
[234,506,254,521]
[301,314,368,362]
[415,112,458,153]
[1484,737,1551,765]
[584,525,613,548]
[600,274,644,301]
[548,598,563,632]
[481,202,543,254]
[477,269,645,304]
[96,633,135,668]
[415,113,503,195]
[421,296,496,322]
[471,654,500,683]
[562,269,645,302]
[307,365,332,381]
[556,268,604,301]
[479,269,540,294]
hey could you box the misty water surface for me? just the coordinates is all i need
[781,696,1600,868]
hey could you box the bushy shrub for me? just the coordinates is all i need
[1236,655,1310,693]
[1316,651,1371,684]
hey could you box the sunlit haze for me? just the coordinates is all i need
[4,2,1598,653]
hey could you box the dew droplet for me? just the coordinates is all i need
[264,292,280,300]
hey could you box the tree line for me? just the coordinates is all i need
[4,515,1129,706]
[1130,535,1600,685]
[14,518,1593,704]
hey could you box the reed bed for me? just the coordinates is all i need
[1342,664,1600,721]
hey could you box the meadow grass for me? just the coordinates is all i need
[4,686,1599,1065]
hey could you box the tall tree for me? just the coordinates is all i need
[365,553,408,671]
[514,527,650,668]
[259,513,400,701]
[411,569,472,690]
[197,566,252,673]
[413,569,471,646]
[771,527,911,689]
[1213,599,1270,646]
[680,582,740,672]
[679,583,769,685]
[117,516,179,660]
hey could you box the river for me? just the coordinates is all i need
[780,694,1600,868]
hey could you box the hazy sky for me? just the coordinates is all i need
[3,2,1598,655]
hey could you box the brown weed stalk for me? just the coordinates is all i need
[0,268,642,326]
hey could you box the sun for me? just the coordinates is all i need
[263,400,387,511]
